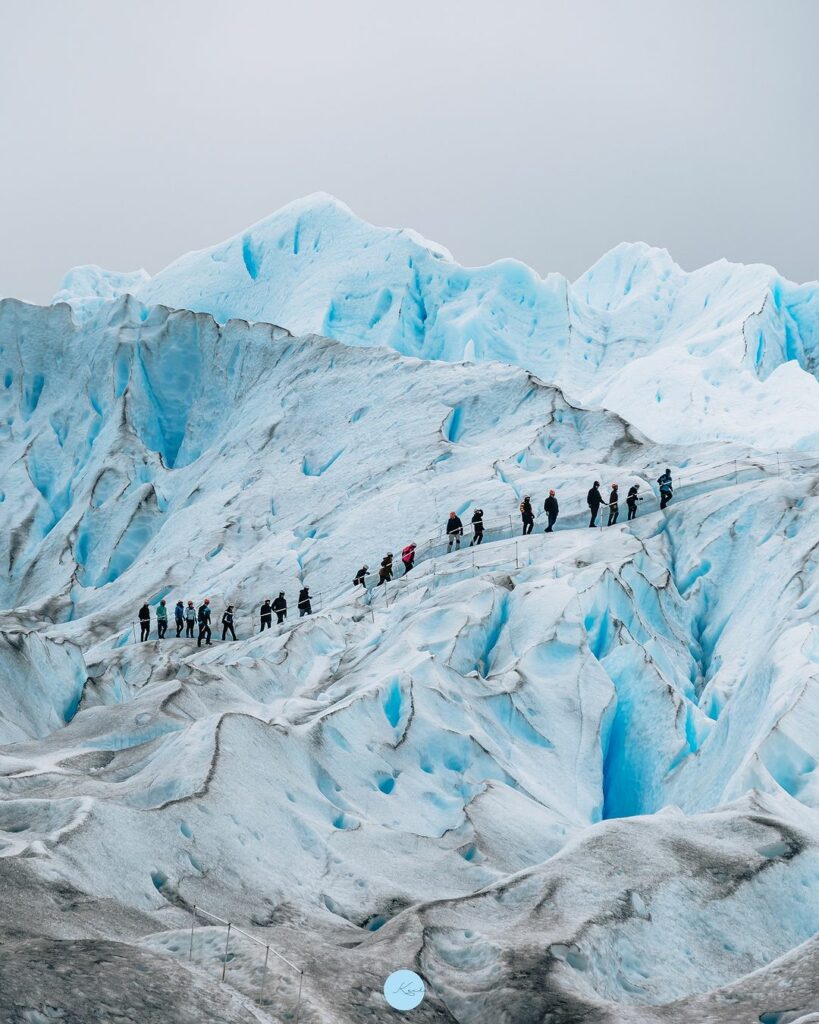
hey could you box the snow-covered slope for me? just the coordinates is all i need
[54,193,819,450]
[1,202,818,1021]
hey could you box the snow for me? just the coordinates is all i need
[0,200,817,1021]
[54,194,819,451]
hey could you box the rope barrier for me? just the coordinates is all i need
[187,903,303,1017]
[127,450,819,644]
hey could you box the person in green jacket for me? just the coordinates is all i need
[156,599,168,639]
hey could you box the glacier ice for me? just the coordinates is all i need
[54,193,819,451]
[0,197,818,1021]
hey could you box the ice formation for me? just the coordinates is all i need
[0,197,818,1022]
[55,192,819,450]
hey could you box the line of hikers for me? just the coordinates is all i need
[349,470,673,589]
[136,471,675,640]
[137,587,315,644]
[587,469,673,527]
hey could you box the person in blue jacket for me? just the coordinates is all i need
[658,469,674,509]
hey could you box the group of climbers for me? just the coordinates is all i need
[258,588,312,630]
[519,492,559,535]
[137,597,227,647]
[138,585,317,644]
[446,510,486,548]
[586,469,671,527]
[360,470,674,590]
[135,469,676,642]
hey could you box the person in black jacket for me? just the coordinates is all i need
[607,484,620,526]
[543,490,559,532]
[298,587,312,616]
[520,496,535,535]
[470,509,484,546]
[353,565,369,588]
[378,554,393,585]
[222,605,237,641]
[658,469,674,510]
[197,599,212,647]
[627,484,643,521]
[174,601,185,637]
[260,599,272,631]
[446,512,463,551]
[138,602,150,642]
[587,481,603,527]
[272,592,287,624]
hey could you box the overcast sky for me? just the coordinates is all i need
[1,0,817,303]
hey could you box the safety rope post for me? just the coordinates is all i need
[189,905,196,962]
[221,922,231,982]
[259,945,270,1005]
[295,970,304,1024]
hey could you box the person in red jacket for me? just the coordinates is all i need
[402,543,417,574]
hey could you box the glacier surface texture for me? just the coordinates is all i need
[1,195,818,1022]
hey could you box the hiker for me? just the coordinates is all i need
[138,602,150,642]
[402,543,417,574]
[174,600,185,637]
[222,605,237,641]
[608,484,620,526]
[298,587,312,617]
[587,481,603,528]
[627,484,643,521]
[156,599,168,639]
[197,598,212,647]
[543,490,559,533]
[185,600,196,637]
[658,468,674,509]
[260,598,272,631]
[446,512,463,551]
[378,553,394,585]
[520,496,535,535]
[272,592,287,624]
[470,509,484,546]
[353,565,369,588]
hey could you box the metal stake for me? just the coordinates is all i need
[295,971,304,1024]
[189,905,196,962]
[259,945,270,1005]
[221,923,231,981]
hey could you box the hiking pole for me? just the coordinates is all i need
[132,621,137,644]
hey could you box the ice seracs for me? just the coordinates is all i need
[53,193,819,449]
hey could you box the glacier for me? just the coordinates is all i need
[0,196,818,1022]
[54,192,819,451]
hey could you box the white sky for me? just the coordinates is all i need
[1,0,817,302]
